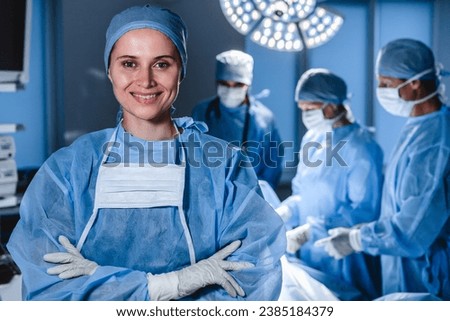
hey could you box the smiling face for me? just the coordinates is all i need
[108,28,182,129]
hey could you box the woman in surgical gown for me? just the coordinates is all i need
[279,69,384,300]
[6,5,286,301]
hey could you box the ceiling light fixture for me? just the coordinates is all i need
[219,0,344,52]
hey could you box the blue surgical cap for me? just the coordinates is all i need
[216,50,254,85]
[104,5,188,79]
[295,68,347,105]
[376,38,436,80]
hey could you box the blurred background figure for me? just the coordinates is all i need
[316,38,450,301]
[278,68,384,300]
[192,50,284,189]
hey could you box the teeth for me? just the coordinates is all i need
[133,93,156,99]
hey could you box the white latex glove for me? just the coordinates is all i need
[147,240,254,300]
[286,223,311,254]
[43,235,99,279]
[314,227,362,260]
[275,205,293,223]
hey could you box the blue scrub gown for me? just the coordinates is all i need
[360,106,450,300]
[192,96,284,189]
[281,122,384,300]
[7,117,286,301]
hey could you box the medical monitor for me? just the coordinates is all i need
[0,0,32,88]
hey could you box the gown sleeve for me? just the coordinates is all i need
[190,149,287,300]
[332,143,383,227]
[7,152,150,300]
[361,145,450,257]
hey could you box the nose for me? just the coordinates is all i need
[136,68,156,88]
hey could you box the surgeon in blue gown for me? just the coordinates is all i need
[317,39,450,300]
[192,50,284,189]
[278,69,384,300]
[7,5,286,301]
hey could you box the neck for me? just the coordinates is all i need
[333,117,351,128]
[411,95,441,117]
[122,116,177,141]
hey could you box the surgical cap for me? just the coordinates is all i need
[216,50,254,85]
[295,68,347,105]
[104,5,188,78]
[376,38,436,80]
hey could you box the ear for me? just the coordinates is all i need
[409,79,421,90]
[322,103,337,118]
[107,69,113,83]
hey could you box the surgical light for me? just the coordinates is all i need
[219,0,344,52]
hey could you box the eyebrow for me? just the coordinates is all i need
[115,54,177,61]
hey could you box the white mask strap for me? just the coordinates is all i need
[397,68,434,89]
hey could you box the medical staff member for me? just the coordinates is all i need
[6,5,286,301]
[278,69,384,300]
[316,39,450,300]
[192,50,284,189]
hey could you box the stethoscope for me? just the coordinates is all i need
[205,96,251,150]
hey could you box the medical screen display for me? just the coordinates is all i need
[0,0,26,71]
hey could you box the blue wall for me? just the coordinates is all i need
[0,0,47,168]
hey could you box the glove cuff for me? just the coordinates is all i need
[147,271,180,301]
[87,262,99,275]
[349,229,362,252]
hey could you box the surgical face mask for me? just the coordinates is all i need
[376,68,440,117]
[302,104,342,132]
[217,84,247,108]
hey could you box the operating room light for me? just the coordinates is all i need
[219,0,344,52]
